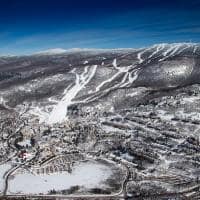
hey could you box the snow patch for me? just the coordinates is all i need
[8,161,112,195]
[83,60,89,64]
[112,59,117,68]
[0,164,12,193]
[47,65,97,124]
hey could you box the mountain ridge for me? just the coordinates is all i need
[1,42,199,58]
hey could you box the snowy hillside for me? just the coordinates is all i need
[0,43,200,199]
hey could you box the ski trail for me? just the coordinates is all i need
[168,45,181,56]
[176,44,191,54]
[95,59,132,92]
[95,71,121,92]
[29,59,139,123]
[137,47,152,64]
[148,44,165,59]
[47,65,97,124]
[137,50,144,64]
[84,65,140,103]
[159,44,181,61]
[112,58,117,68]
[193,45,198,54]
[128,69,140,84]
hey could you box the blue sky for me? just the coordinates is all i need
[0,0,200,55]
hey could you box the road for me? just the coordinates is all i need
[3,154,37,196]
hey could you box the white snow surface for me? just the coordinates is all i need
[29,65,98,124]
[0,164,12,193]
[112,58,117,68]
[8,161,112,195]
[47,65,97,124]
[83,60,89,64]
[36,48,68,55]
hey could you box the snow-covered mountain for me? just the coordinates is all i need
[0,43,199,123]
[1,43,200,198]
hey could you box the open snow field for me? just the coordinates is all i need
[0,164,12,194]
[8,161,112,195]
